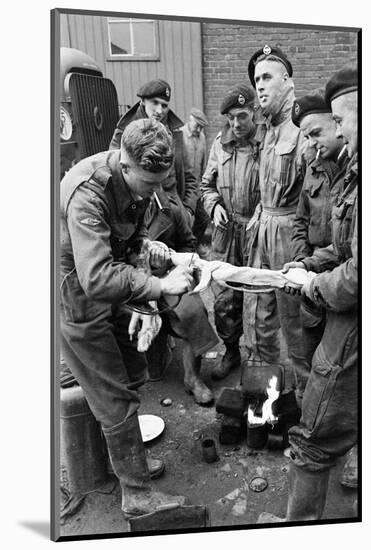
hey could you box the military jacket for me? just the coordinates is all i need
[291,152,347,261]
[302,156,358,369]
[200,125,262,220]
[60,150,162,307]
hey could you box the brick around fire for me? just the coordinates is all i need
[215,388,246,419]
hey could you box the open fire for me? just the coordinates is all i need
[247,376,280,426]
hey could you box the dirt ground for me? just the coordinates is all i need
[60,286,358,538]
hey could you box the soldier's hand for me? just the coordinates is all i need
[213,204,229,228]
[148,240,171,269]
[282,261,305,274]
[283,283,302,296]
[160,265,194,295]
[301,272,317,298]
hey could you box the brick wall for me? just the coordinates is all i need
[201,23,358,150]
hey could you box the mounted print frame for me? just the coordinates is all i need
[51,6,361,542]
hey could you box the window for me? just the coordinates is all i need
[107,18,159,60]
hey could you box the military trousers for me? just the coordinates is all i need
[288,340,357,472]
[211,217,252,346]
[244,209,310,392]
[60,271,147,430]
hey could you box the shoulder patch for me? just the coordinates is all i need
[80,217,101,227]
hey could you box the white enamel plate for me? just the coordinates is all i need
[138,414,165,443]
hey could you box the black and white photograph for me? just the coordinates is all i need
[50,5,361,542]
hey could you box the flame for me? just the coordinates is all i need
[247,375,279,426]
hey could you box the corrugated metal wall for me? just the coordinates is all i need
[60,13,203,123]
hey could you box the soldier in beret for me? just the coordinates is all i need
[180,107,211,247]
[287,89,348,364]
[246,45,309,401]
[258,61,358,523]
[200,83,264,379]
[60,119,192,518]
[109,78,198,226]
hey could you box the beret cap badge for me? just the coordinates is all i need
[165,87,170,97]
[294,103,300,116]
[263,44,272,55]
[238,94,246,105]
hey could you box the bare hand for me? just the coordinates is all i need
[283,284,302,296]
[213,204,229,228]
[282,261,305,274]
[148,241,170,269]
[160,265,194,295]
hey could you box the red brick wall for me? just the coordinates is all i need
[201,23,359,150]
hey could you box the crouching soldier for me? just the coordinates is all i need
[60,119,193,518]
[144,188,218,405]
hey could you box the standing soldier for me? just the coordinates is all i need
[258,62,358,523]
[109,78,198,227]
[246,45,308,400]
[201,83,263,379]
[60,119,193,518]
[180,108,210,247]
[289,90,348,364]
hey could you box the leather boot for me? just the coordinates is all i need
[339,445,358,488]
[103,413,189,518]
[257,462,330,523]
[212,342,240,380]
[183,343,214,405]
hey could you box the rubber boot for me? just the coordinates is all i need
[183,343,214,405]
[257,462,330,523]
[339,445,358,488]
[146,326,172,382]
[212,342,241,380]
[103,413,189,518]
[147,458,165,479]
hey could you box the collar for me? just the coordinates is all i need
[220,123,258,153]
[262,86,295,128]
[127,102,184,132]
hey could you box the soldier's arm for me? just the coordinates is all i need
[291,185,312,261]
[172,199,197,253]
[66,185,162,303]
[200,137,224,219]
[181,142,198,216]
[305,201,357,312]
[301,244,340,273]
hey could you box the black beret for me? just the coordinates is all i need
[325,62,358,106]
[292,90,331,127]
[248,45,293,88]
[137,79,171,101]
[220,83,257,115]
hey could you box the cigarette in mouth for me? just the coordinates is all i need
[337,144,347,162]
[153,192,163,210]
[315,149,320,161]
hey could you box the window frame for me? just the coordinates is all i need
[106,18,160,61]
